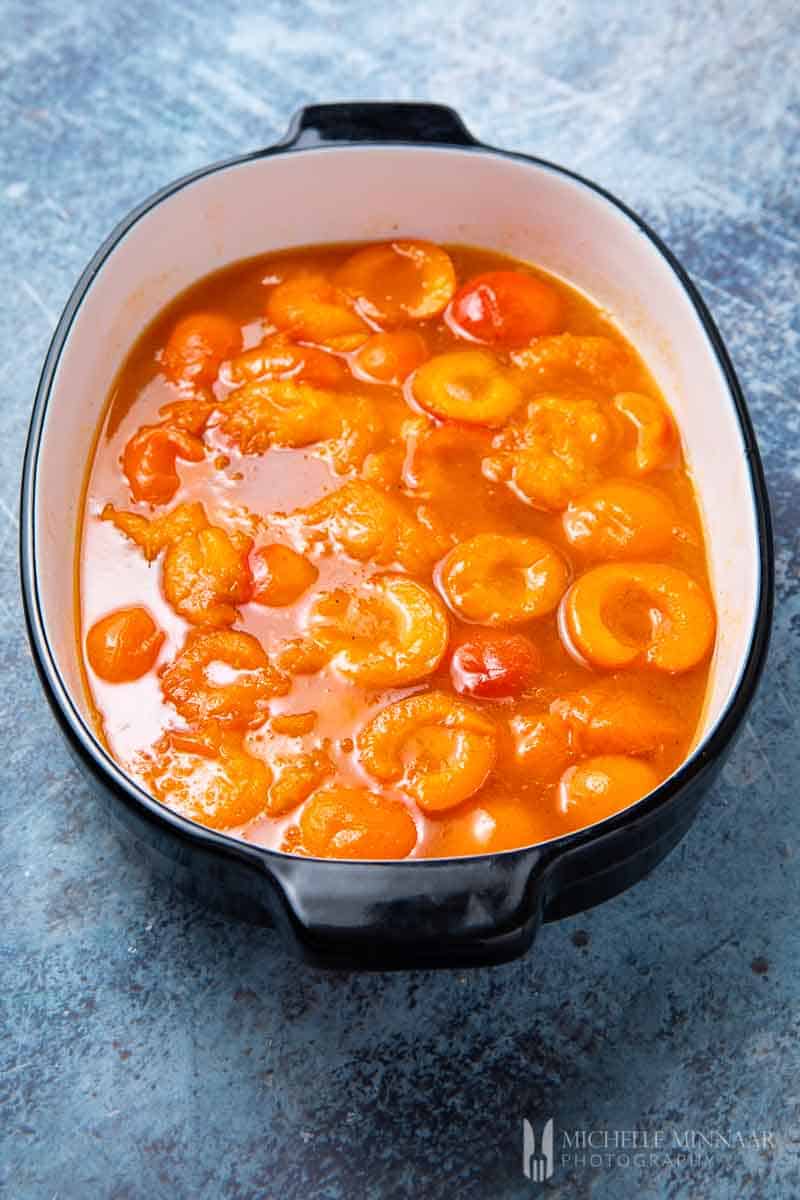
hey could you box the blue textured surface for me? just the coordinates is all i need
[2,3,798,1197]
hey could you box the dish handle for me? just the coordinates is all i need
[263,848,552,969]
[277,101,477,149]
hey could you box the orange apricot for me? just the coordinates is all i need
[266,273,368,348]
[483,393,615,511]
[266,749,333,816]
[438,533,569,626]
[563,479,676,559]
[450,631,540,698]
[86,606,164,683]
[426,791,553,857]
[509,710,574,781]
[402,421,492,496]
[350,330,429,384]
[101,501,209,561]
[303,574,449,687]
[613,392,677,474]
[163,525,253,625]
[411,350,523,426]
[358,691,497,814]
[251,544,318,607]
[299,786,418,859]
[225,335,345,389]
[555,686,682,756]
[557,755,660,831]
[511,333,636,392]
[561,562,716,673]
[162,312,241,387]
[288,480,449,575]
[160,629,288,728]
[336,240,456,325]
[122,423,205,506]
[449,271,563,346]
[145,728,270,830]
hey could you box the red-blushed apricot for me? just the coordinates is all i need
[425,791,553,857]
[225,335,346,389]
[411,350,523,426]
[266,274,368,348]
[336,241,456,325]
[86,607,164,682]
[448,271,563,346]
[122,424,205,506]
[450,632,540,698]
[303,574,449,688]
[145,728,270,831]
[483,393,615,511]
[163,525,253,625]
[511,333,636,392]
[358,691,497,814]
[350,330,429,384]
[162,312,241,387]
[298,786,417,859]
[561,563,716,673]
[438,533,568,626]
[160,629,288,729]
[563,479,676,559]
[613,391,677,474]
[251,544,318,607]
[557,755,660,831]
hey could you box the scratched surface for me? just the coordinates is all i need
[1,2,799,1197]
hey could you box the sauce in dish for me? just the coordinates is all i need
[79,241,715,859]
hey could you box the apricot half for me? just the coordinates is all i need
[561,562,716,673]
[557,755,660,831]
[438,533,568,626]
[299,786,418,859]
[86,607,164,682]
[336,240,456,325]
[412,350,523,426]
[563,479,676,559]
[160,629,288,728]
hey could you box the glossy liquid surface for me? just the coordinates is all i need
[79,242,715,859]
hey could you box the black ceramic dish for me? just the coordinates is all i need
[20,103,773,969]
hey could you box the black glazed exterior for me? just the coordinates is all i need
[20,102,773,970]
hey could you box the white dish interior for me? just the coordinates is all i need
[33,145,761,765]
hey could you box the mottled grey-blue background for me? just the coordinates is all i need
[1,2,798,1197]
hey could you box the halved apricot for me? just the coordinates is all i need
[555,686,682,756]
[145,728,270,830]
[160,629,288,728]
[483,394,615,511]
[563,479,676,559]
[561,563,716,672]
[511,333,636,392]
[266,749,333,817]
[358,691,497,814]
[101,500,209,562]
[162,312,242,387]
[425,791,553,857]
[86,606,164,682]
[509,710,574,781]
[411,350,523,426]
[122,424,205,506]
[557,755,660,831]
[266,273,368,348]
[613,392,677,474]
[336,240,456,325]
[225,335,345,389]
[350,330,429,384]
[448,271,563,346]
[299,786,417,859]
[305,574,449,688]
[251,544,318,607]
[438,533,569,626]
[163,525,253,625]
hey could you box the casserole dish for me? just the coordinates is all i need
[20,102,773,968]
